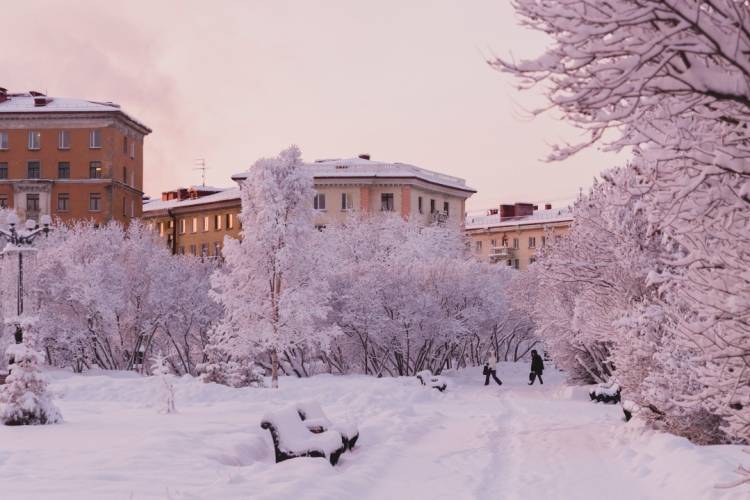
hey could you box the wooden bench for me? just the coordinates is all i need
[260,405,346,466]
[296,400,359,451]
[416,370,447,392]
[589,384,621,404]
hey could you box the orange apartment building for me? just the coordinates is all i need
[143,155,475,256]
[0,89,151,225]
[465,202,573,271]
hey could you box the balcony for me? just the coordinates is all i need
[489,246,516,262]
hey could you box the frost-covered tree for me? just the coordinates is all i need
[210,146,337,388]
[151,352,176,414]
[499,0,750,446]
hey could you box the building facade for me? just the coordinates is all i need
[465,202,572,271]
[0,89,151,225]
[143,155,475,256]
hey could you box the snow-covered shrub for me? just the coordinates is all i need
[0,342,61,425]
[151,352,176,414]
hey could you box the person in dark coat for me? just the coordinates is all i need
[529,350,544,385]
[483,355,503,386]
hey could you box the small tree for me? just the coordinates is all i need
[0,326,62,425]
[151,352,176,414]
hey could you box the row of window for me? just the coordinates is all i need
[474,235,547,252]
[0,161,134,184]
[176,241,222,257]
[162,213,235,236]
[0,129,136,157]
[312,192,450,215]
[0,192,104,212]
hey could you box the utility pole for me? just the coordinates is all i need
[193,158,209,187]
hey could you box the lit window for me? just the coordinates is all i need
[89,161,102,179]
[203,216,209,232]
[226,213,234,229]
[179,219,187,234]
[214,214,222,231]
[192,218,198,233]
[159,222,164,237]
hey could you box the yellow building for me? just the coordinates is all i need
[143,154,475,255]
[464,202,572,271]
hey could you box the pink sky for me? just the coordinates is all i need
[3,0,624,211]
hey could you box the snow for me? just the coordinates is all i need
[465,207,573,230]
[142,187,240,212]
[261,404,343,456]
[232,157,475,193]
[0,364,745,499]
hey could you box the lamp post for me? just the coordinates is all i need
[0,213,52,344]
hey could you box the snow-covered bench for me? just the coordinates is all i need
[260,405,346,466]
[589,384,621,404]
[416,370,447,392]
[295,400,359,451]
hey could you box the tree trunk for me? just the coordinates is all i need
[271,348,279,388]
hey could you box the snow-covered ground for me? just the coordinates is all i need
[0,364,746,500]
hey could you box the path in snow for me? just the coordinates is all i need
[0,365,746,500]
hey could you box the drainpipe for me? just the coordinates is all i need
[167,208,177,255]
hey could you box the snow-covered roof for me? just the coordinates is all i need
[143,187,240,213]
[232,157,476,193]
[465,207,573,230]
[0,93,150,133]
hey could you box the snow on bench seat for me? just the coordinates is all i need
[295,400,359,451]
[589,384,621,404]
[260,405,345,466]
[415,370,447,392]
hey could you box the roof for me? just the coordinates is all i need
[465,207,574,230]
[0,93,151,133]
[143,187,240,213]
[232,157,476,194]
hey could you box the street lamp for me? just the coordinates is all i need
[0,213,52,344]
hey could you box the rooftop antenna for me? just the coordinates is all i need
[193,158,209,187]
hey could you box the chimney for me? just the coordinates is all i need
[545,203,552,210]
[514,203,534,217]
[532,204,539,211]
[0,87,6,103]
[499,204,515,221]
[34,95,50,107]
[358,153,370,160]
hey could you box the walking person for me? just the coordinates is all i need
[483,355,503,386]
[529,349,544,385]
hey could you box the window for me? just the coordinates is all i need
[122,197,127,216]
[0,131,7,150]
[528,237,536,248]
[89,193,101,211]
[131,199,135,218]
[57,193,70,212]
[513,259,520,270]
[529,256,537,265]
[214,242,221,256]
[123,166,127,184]
[226,213,234,229]
[179,219,187,234]
[90,129,101,149]
[341,192,353,210]
[159,222,165,237]
[189,244,197,256]
[0,196,7,208]
[381,193,394,211]
[178,246,185,255]
[214,214,222,231]
[58,130,70,149]
[130,141,135,159]
[541,235,547,247]
[28,131,40,150]
[314,193,326,210]
[0,162,7,179]
[58,162,70,179]
[491,239,497,247]
[89,161,102,179]
[201,243,208,256]
[475,240,482,252]
[203,216,209,232]
[27,161,40,179]
[192,217,198,233]
[513,238,519,249]
[507,259,512,267]
[26,194,39,212]
[123,136,128,154]
[443,201,449,216]
[430,199,436,214]
[418,196,423,214]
